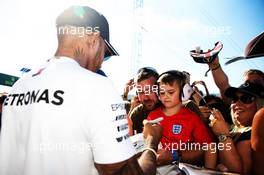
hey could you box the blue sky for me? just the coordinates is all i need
[0,0,263,94]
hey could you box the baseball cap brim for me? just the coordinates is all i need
[104,39,119,57]
[225,87,247,98]
[225,83,264,99]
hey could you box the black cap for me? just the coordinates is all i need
[225,82,264,99]
[245,31,264,58]
[56,6,119,58]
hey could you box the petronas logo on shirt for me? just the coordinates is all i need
[172,124,182,134]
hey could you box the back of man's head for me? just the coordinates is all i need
[56,6,118,57]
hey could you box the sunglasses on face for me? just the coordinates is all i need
[231,94,256,104]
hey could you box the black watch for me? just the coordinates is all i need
[218,134,231,142]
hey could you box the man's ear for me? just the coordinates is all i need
[92,32,101,46]
[85,32,101,47]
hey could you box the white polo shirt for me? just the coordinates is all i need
[0,57,135,175]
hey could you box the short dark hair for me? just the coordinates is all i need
[135,67,159,83]
[157,70,187,101]
[157,70,186,88]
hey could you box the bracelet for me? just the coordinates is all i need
[205,63,221,77]
[211,63,221,71]
[143,147,158,157]
[171,150,181,163]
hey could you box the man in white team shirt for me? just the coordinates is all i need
[0,6,162,175]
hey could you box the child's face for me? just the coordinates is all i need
[159,81,181,108]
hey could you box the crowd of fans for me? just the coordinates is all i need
[122,57,264,174]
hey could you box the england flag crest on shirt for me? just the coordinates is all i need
[172,124,182,134]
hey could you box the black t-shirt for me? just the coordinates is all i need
[130,104,150,134]
[233,130,251,143]
[230,125,251,143]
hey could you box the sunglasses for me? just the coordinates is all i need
[231,94,256,104]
